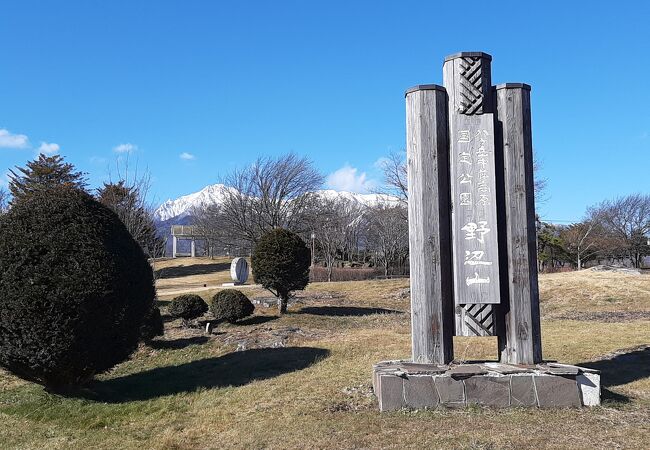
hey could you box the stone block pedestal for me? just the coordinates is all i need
[373,361,600,411]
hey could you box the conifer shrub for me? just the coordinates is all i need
[0,186,155,391]
[252,228,311,314]
[140,305,165,342]
[168,294,208,321]
[211,289,255,323]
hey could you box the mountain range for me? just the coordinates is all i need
[153,184,392,223]
[153,184,395,255]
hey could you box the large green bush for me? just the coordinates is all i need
[0,186,155,391]
[168,294,208,321]
[211,289,255,323]
[252,228,311,314]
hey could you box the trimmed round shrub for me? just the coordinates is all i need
[211,289,255,323]
[0,186,155,390]
[168,294,208,321]
[140,305,164,342]
[252,228,311,314]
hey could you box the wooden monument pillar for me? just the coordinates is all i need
[442,52,542,365]
[405,85,454,364]
[494,83,543,364]
[443,53,501,340]
[404,52,542,366]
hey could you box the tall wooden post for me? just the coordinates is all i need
[495,84,542,364]
[443,52,501,337]
[442,52,542,363]
[405,85,454,364]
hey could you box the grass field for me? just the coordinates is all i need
[0,260,648,449]
[153,257,249,296]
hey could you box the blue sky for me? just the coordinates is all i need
[0,0,648,222]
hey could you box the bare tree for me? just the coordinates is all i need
[191,203,223,258]
[191,202,251,258]
[377,151,408,205]
[559,221,603,270]
[366,202,409,277]
[219,153,323,244]
[589,193,650,268]
[0,187,8,214]
[97,158,165,259]
[533,156,548,204]
[341,200,367,264]
[307,195,363,281]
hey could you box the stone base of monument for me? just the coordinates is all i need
[372,361,600,411]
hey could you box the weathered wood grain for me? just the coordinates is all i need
[444,53,501,308]
[443,52,493,115]
[449,114,501,305]
[405,85,454,364]
[456,303,495,337]
[495,83,542,364]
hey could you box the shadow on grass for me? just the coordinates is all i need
[154,262,230,279]
[235,315,279,326]
[82,347,329,403]
[579,346,650,404]
[147,336,209,350]
[160,313,176,323]
[297,306,403,317]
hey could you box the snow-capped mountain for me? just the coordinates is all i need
[314,189,398,207]
[154,185,398,223]
[154,184,229,222]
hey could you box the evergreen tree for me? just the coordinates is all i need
[252,228,311,314]
[0,186,155,390]
[8,154,87,204]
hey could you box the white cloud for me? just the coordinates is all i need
[326,164,377,193]
[0,129,29,149]
[179,152,195,160]
[113,143,137,154]
[37,141,60,155]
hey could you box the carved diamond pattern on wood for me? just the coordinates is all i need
[458,57,484,115]
[463,303,495,336]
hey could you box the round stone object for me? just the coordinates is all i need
[230,257,249,283]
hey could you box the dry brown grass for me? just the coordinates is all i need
[0,261,648,449]
[539,270,650,318]
[154,257,252,297]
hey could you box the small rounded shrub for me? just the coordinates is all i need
[140,305,164,342]
[168,294,208,321]
[211,289,255,323]
[252,228,311,314]
[0,186,155,390]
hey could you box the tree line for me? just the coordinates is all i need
[195,151,648,276]
[3,152,647,275]
[537,193,650,270]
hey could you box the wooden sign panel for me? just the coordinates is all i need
[450,113,500,304]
